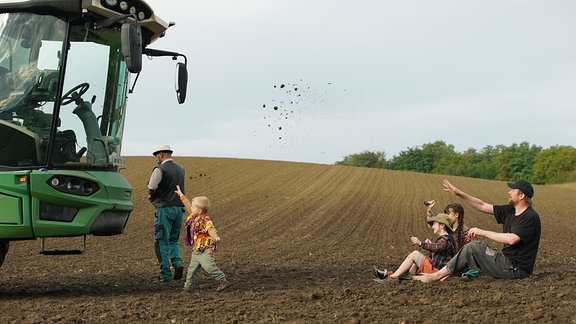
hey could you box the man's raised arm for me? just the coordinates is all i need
[443,179,494,215]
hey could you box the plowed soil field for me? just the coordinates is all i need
[1,157,576,323]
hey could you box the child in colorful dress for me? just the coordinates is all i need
[374,213,456,281]
[175,185,230,292]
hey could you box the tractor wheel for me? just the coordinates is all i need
[0,240,9,267]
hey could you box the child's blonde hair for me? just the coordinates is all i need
[192,196,211,213]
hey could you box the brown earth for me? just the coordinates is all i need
[1,157,576,323]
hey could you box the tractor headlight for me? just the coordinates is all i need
[47,176,99,196]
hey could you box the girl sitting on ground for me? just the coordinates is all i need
[374,213,456,281]
[426,200,471,253]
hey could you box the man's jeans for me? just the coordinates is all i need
[446,240,529,279]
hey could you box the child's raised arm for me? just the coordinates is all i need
[425,200,436,216]
[175,185,192,215]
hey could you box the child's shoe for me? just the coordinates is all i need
[373,266,388,280]
[216,280,230,292]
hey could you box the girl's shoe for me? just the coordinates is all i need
[373,266,388,280]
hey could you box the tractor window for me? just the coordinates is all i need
[0,13,66,168]
[57,41,109,165]
[54,23,127,169]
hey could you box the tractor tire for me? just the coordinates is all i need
[0,240,9,267]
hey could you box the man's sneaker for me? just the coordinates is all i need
[373,266,388,280]
[216,281,230,292]
[173,265,184,281]
[461,269,480,281]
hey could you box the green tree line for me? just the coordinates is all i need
[335,141,576,185]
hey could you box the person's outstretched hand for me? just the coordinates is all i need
[425,200,436,214]
[175,184,184,198]
[443,179,460,196]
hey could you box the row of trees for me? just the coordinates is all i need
[335,141,576,184]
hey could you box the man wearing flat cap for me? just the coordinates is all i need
[416,179,541,283]
[148,144,185,282]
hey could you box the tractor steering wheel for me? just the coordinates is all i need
[61,82,90,106]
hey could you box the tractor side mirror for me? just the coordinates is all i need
[121,23,142,73]
[175,62,188,104]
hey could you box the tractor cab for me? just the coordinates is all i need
[1,11,135,170]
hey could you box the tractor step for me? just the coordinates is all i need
[40,249,84,255]
[40,236,86,255]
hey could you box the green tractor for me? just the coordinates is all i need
[0,0,187,266]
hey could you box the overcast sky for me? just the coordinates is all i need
[122,0,576,164]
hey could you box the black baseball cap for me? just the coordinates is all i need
[507,180,534,198]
